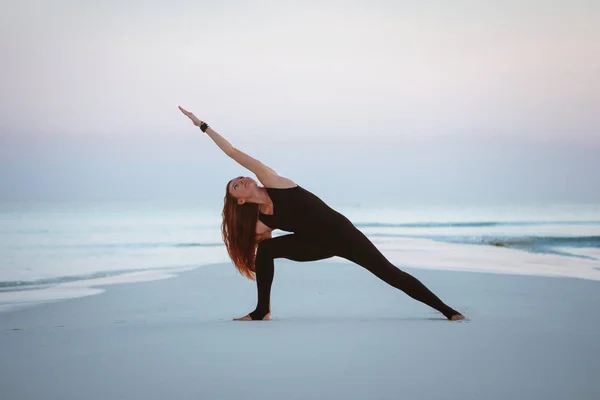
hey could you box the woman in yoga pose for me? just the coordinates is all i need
[179,106,466,321]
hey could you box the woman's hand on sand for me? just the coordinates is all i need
[233,312,271,321]
[178,106,203,127]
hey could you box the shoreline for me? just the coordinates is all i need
[2,241,600,315]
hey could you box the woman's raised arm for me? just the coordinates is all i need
[178,106,278,183]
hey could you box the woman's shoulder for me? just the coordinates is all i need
[260,175,298,189]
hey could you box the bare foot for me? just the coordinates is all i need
[233,312,271,321]
[450,314,468,321]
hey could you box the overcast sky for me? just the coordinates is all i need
[1,0,598,207]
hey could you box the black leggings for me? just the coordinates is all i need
[248,230,461,320]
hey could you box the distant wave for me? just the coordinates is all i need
[7,220,600,235]
[6,242,224,250]
[172,242,223,248]
[355,220,600,228]
[370,233,600,260]
[370,233,600,247]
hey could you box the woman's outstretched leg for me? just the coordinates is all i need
[334,229,464,320]
[248,234,335,320]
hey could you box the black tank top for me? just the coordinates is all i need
[258,185,352,235]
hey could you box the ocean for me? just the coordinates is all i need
[1,200,599,312]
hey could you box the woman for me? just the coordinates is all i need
[179,106,466,322]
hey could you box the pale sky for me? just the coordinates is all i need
[1,0,599,206]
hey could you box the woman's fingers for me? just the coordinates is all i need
[178,105,193,117]
[178,105,202,126]
[179,107,196,121]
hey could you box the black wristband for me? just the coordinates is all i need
[200,122,209,132]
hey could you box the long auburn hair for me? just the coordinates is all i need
[221,179,260,280]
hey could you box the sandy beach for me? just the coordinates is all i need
[2,259,599,400]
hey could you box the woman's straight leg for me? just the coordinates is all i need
[333,228,462,319]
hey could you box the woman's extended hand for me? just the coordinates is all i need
[233,312,271,321]
[178,105,203,127]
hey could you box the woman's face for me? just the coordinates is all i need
[228,176,257,199]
